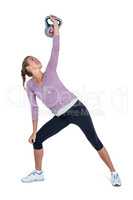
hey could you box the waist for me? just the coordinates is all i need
[55,97,78,116]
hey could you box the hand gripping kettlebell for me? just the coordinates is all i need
[44,15,62,37]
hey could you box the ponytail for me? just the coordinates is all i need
[21,69,26,89]
[21,56,33,89]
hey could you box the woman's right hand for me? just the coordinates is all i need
[49,15,59,36]
[49,15,58,24]
[28,132,37,144]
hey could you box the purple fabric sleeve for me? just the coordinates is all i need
[46,35,60,73]
[26,83,38,121]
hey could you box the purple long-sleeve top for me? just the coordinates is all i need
[26,35,77,120]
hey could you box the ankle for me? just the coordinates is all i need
[110,167,116,172]
[35,169,42,173]
[111,171,118,175]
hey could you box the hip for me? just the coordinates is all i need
[59,99,90,118]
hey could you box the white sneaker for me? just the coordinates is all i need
[111,172,122,186]
[21,170,44,183]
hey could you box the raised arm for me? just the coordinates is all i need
[46,16,60,73]
[26,81,38,133]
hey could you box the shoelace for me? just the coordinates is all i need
[28,171,37,176]
[112,173,120,183]
[28,170,42,176]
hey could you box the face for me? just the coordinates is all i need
[26,56,42,73]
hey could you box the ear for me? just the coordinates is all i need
[25,65,30,71]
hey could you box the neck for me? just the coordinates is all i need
[32,71,44,83]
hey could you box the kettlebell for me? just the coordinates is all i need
[45,15,62,37]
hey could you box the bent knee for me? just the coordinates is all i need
[95,143,104,151]
[33,141,43,149]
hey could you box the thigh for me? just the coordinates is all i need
[69,101,95,131]
[35,114,70,144]
[70,101,101,141]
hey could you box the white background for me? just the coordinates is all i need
[0,0,132,199]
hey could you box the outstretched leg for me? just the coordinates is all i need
[67,99,121,186]
[69,100,117,172]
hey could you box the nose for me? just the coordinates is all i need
[31,58,39,64]
[35,60,40,64]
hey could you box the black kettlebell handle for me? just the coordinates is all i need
[45,16,62,27]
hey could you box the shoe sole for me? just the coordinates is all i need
[112,183,121,187]
[21,178,44,183]
[113,184,121,187]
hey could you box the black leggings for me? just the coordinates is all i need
[33,99,104,151]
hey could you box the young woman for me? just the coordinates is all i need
[21,15,121,186]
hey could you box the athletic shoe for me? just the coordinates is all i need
[111,172,122,186]
[21,170,44,183]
